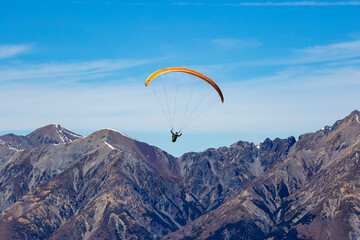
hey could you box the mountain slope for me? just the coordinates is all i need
[164,110,360,239]
[178,136,295,218]
[0,126,297,239]
[0,133,33,150]
[1,111,360,239]
[0,129,186,239]
[0,134,31,171]
[0,124,83,213]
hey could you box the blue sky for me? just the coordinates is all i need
[1,1,360,156]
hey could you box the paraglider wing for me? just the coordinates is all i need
[145,67,224,103]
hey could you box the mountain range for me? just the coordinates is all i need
[0,110,360,239]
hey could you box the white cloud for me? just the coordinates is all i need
[0,57,156,132]
[0,58,149,83]
[73,1,360,7]
[224,1,360,6]
[0,62,358,159]
[215,64,360,135]
[1,39,359,156]
[237,39,360,67]
[173,1,360,6]
[1,60,358,157]
[294,40,360,63]
[0,82,161,132]
[195,38,360,138]
[0,57,159,132]
[212,38,262,50]
[0,44,30,59]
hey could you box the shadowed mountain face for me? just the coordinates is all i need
[177,136,295,219]
[1,110,360,239]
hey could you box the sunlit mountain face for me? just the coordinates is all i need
[1,110,360,240]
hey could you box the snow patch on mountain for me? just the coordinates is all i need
[57,130,65,143]
[105,141,115,150]
[57,124,83,143]
[0,139,19,151]
[320,125,333,132]
[356,114,360,124]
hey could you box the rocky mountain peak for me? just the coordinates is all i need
[81,128,181,182]
[0,126,182,240]
[1,111,360,239]
[350,109,360,117]
[88,128,138,146]
[26,123,83,147]
[294,109,360,154]
[350,109,360,125]
[331,109,360,129]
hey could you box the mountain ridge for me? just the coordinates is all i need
[165,110,360,239]
[0,110,359,239]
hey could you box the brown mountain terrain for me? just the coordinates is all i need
[0,110,359,239]
[165,110,360,239]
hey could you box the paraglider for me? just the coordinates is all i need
[145,67,224,142]
[170,129,182,142]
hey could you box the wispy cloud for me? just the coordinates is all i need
[72,1,360,7]
[217,64,360,135]
[173,1,360,6]
[294,40,360,63]
[212,38,262,50]
[237,39,360,67]
[224,1,360,6]
[0,57,155,133]
[0,58,149,83]
[208,37,360,138]
[0,44,30,59]
[0,82,158,131]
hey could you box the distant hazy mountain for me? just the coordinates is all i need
[0,111,359,239]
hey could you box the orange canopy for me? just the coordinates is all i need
[145,67,224,103]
